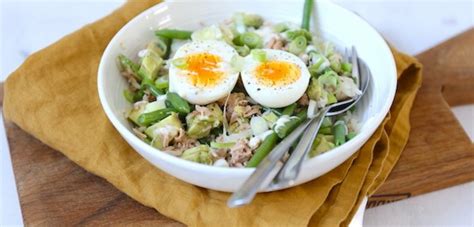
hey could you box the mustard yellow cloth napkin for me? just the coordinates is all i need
[3,1,422,226]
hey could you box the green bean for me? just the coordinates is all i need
[288,35,307,55]
[166,92,191,114]
[118,54,140,77]
[282,103,297,116]
[346,131,357,140]
[144,137,152,144]
[333,120,347,146]
[155,35,172,59]
[301,0,314,30]
[123,89,135,103]
[133,89,145,102]
[234,32,263,49]
[155,29,192,40]
[137,108,174,126]
[246,132,279,167]
[141,78,164,97]
[251,49,267,62]
[275,110,307,139]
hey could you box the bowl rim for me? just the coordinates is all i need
[97,0,397,175]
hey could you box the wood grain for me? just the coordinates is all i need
[369,28,474,207]
[2,29,473,224]
[5,121,183,226]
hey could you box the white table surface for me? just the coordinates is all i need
[1,0,473,226]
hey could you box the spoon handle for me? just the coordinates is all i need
[271,107,330,188]
[227,118,313,208]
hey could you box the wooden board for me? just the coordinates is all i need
[2,29,473,225]
[368,28,474,207]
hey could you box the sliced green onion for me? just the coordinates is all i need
[235,32,263,49]
[327,92,337,104]
[262,111,279,125]
[341,62,352,73]
[242,13,264,28]
[286,29,312,41]
[230,54,245,73]
[308,52,330,76]
[155,75,169,90]
[233,45,250,56]
[273,22,289,33]
[155,29,192,40]
[210,141,236,149]
[251,49,267,62]
[172,57,188,69]
[288,35,307,55]
[328,54,342,72]
[318,70,338,87]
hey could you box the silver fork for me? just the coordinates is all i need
[270,46,370,189]
[227,47,370,208]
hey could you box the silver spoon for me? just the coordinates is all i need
[227,47,369,207]
[270,46,371,189]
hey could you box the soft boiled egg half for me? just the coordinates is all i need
[169,40,239,105]
[241,49,311,108]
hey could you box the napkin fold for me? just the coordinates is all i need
[3,0,422,226]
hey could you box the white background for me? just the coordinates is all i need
[1,0,473,226]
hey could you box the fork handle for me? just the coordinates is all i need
[271,107,330,188]
[227,118,313,208]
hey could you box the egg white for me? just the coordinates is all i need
[241,49,311,108]
[169,40,239,105]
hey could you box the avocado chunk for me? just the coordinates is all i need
[138,42,164,81]
[128,104,146,126]
[144,113,182,149]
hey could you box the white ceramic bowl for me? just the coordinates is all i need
[98,0,396,192]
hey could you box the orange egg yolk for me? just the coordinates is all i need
[184,53,223,87]
[254,60,300,86]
